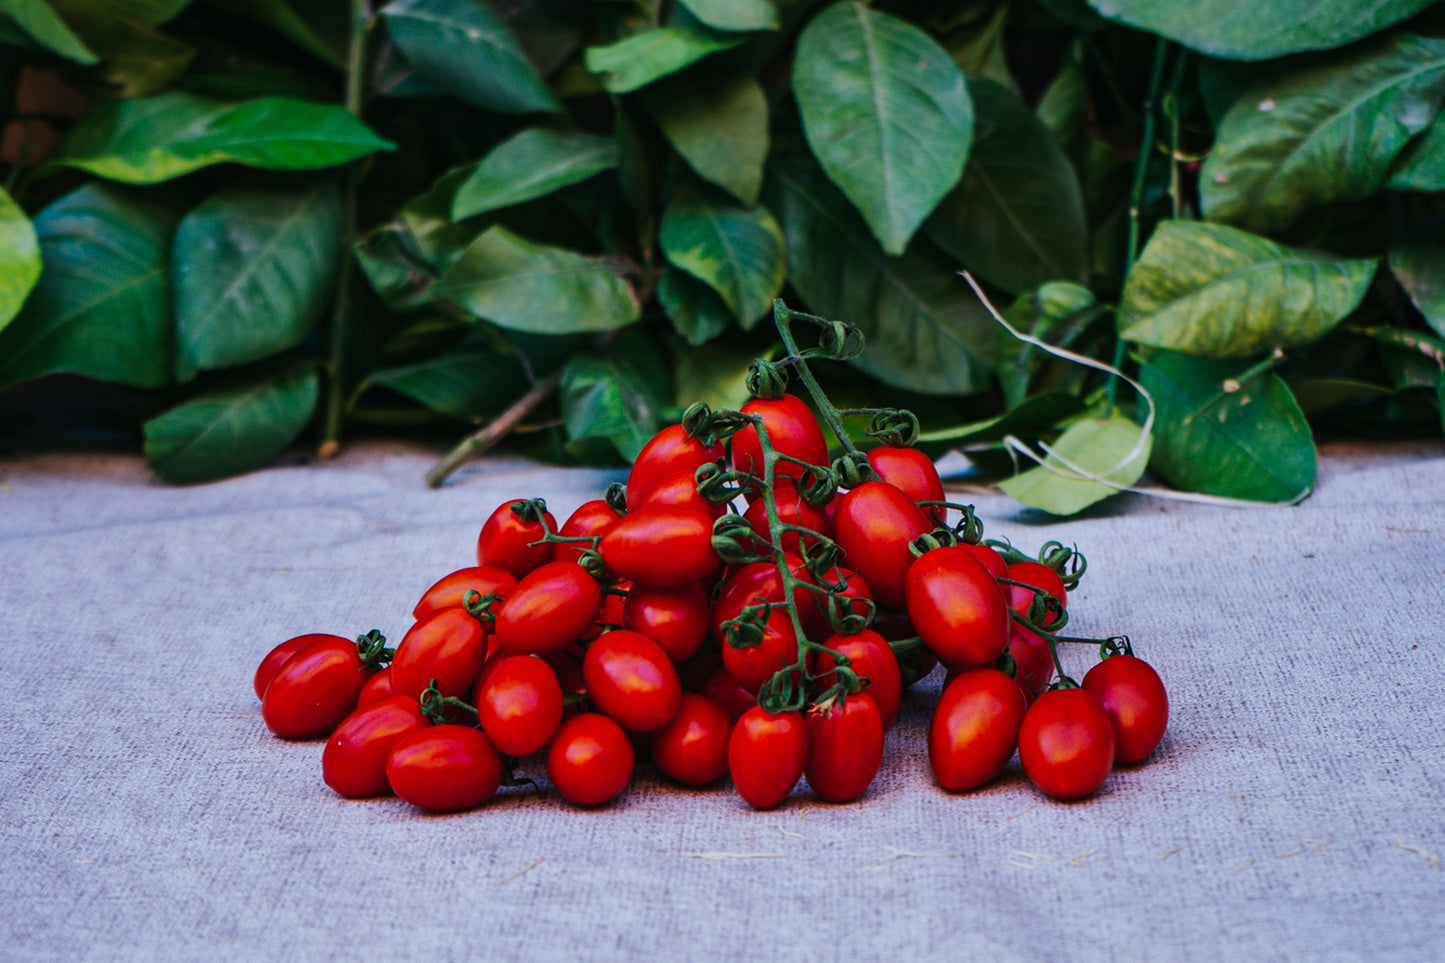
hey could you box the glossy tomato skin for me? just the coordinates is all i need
[357,666,397,709]
[906,546,1010,670]
[254,633,337,701]
[1007,561,1068,623]
[729,394,830,490]
[622,580,710,663]
[728,707,808,810]
[634,469,727,520]
[389,607,488,701]
[833,481,935,609]
[1006,624,1055,704]
[322,694,430,798]
[866,446,945,509]
[957,542,1007,580]
[804,693,885,803]
[720,607,800,695]
[546,713,634,806]
[583,630,682,733]
[261,635,376,739]
[476,500,557,578]
[695,664,758,724]
[1018,687,1115,800]
[553,500,621,565]
[599,506,719,588]
[647,694,732,786]
[385,725,504,812]
[476,655,564,757]
[413,567,517,621]
[810,630,902,728]
[929,669,1028,792]
[1082,656,1168,764]
[872,606,938,687]
[492,561,603,658]
[626,424,724,514]
[712,555,823,644]
[742,487,831,556]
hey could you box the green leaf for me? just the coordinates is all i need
[1118,221,1377,358]
[678,0,777,32]
[584,23,744,94]
[791,1,972,255]
[1390,238,1445,339]
[996,410,1150,515]
[452,128,617,220]
[355,224,437,313]
[994,281,1099,408]
[1359,325,1445,391]
[642,67,768,207]
[1036,45,1087,158]
[560,332,669,461]
[917,392,1087,450]
[0,184,177,390]
[673,340,770,413]
[143,367,319,484]
[65,12,194,98]
[363,340,527,419]
[1139,351,1315,502]
[1084,0,1438,60]
[203,0,343,66]
[924,77,1086,296]
[52,91,394,184]
[767,160,993,395]
[659,177,785,328]
[53,0,192,26]
[1199,34,1445,233]
[657,265,733,346]
[1388,115,1445,192]
[2,0,98,62]
[434,225,640,334]
[0,185,40,330]
[173,176,342,381]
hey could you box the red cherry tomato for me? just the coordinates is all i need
[261,635,378,739]
[599,506,719,588]
[413,566,517,621]
[1006,623,1055,704]
[804,693,884,803]
[694,663,758,724]
[929,668,1027,792]
[389,607,488,701]
[476,655,565,757]
[357,666,397,709]
[385,725,504,812]
[957,542,1007,580]
[810,630,902,729]
[582,630,682,732]
[635,469,727,520]
[833,481,935,609]
[720,606,800,694]
[730,394,830,490]
[905,546,1010,670]
[492,560,603,658]
[728,707,808,810]
[546,713,634,806]
[866,446,945,511]
[741,486,831,556]
[626,424,724,514]
[622,580,710,663]
[1082,655,1168,764]
[1006,560,1068,624]
[712,555,823,644]
[647,694,732,786]
[553,499,621,565]
[321,694,429,798]
[871,606,938,686]
[476,499,557,578]
[1018,687,1115,799]
[254,633,335,701]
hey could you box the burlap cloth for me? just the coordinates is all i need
[2,439,1441,961]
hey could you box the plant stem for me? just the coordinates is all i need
[425,370,564,488]
[772,304,861,457]
[1166,49,1189,221]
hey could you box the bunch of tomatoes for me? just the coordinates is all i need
[252,304,1168,813]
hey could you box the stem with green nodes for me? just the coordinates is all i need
[355,629,393,668]
[419,681,479,726]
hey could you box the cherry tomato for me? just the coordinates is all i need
[261,635,378,739]
[476,499,557,578]
[1006,623,1055,704]
[357,666,397,709]
[804,693,884,803]
[728,707,808,810]
[647,694,732,786]
[582,630,682,732]
[546,713,634,806]
[871,606,938,687]
[599,506,719,588]
[810,630,902,728]
[720,606,800,694]
[389,607,488,701]
[476,655,565,757]
[552,499,621,565]
[635,469,727,520]
[694,663,758,724]
[833,481,935,609]
[957,542,1007,580]
[712,555,823,644]
[1082,655,1168,764]
[1006,560,1068,624]
[492,560,603,658]
[866,446,945,512]
[413,566,517,621]
[386,725,504,812]
[321,694,429,798]
[905,546,1010,670]
[626,424,724,514]
[622,580,710,663]
[729,394,830,491]
[741,486,830,556]
[254,633,338,701]
[1018,687,1115,800]
[929,669,1027,792]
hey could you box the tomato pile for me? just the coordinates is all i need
[252,303,1168,812]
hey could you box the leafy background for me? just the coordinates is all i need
[1,0,1442,514]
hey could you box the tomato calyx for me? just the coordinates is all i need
[712,514,773,566]
[1098,635,1135,659]
[420,679,479,725]
[356,628,393,670]
[462,589,504,628]
[865,407,920,447]
[603,482,628,515]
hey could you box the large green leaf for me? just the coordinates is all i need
[1390,238,1445,339]
[767,160,993,395]
[678,0,777,32]
[363,340,527,419]
[584,24,743,94]
[657,266,733,346]
[143,367,319,484]
[75,15,195,99]
[204,0,342,66]
[1199,34,1445,233]
[452,128,617,220]
[1084,0,1438,60]
[1139,351,1315,502]
[51,91,394,184]
[1118,221,1377,359]
[997,410,1150,515]
[1388,115,1445,192]
[0,185,40,330]
[673,340,770,412]
[0,184,176,390]
[52,0,192,26]
[381,0,559,113]
[924,77,1086,295]
[658,178,785,328]
[173,176,341,381]
[916,392,1087,451]
[1,0,98,62]
[792,1,972,255]
[433,226,640,334]
[560,332,669,461]
[642,68,768,207]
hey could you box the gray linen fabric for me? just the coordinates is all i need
[1,440,1441,962]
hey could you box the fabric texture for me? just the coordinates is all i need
[1,439,1441,962]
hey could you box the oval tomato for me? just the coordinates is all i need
[626,424,724,514]
[804,693,884,803]
[1018,687,1115,800]
[622,580,710,663]
[321,694,429,798]
[1006,623,1055,704]
[720,606,800,695]
[546,713,634,806]
[729,394,830,490]
[1007,560,1068,624]
[866,446,945,511]
[647,694,732,786]
[598,506,719,588]
[552,499,621,565]
[476,499,557,578]
[261,635,378,739]
[810,630,902,729]
[741,486,831,556]
[357,666,397,709]
[389,607,488,701]
[476,655,565,757]
[728,707,808,810]
[833,481,935,609]
[712,555,823,644]
[492,560,603,658]
[254,633,338,701]
[957,542,1007,580]
[1082,655,1168,764]
[386,725,504,812]
[929,669,1027,792]
[905,546,1010,670]
[694,663,758,724]
[871,606,938,687]
[582,630,682,733]
[634,469,727,520]
[413,566,517,621]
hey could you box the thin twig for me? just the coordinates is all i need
[425,370,564,488]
